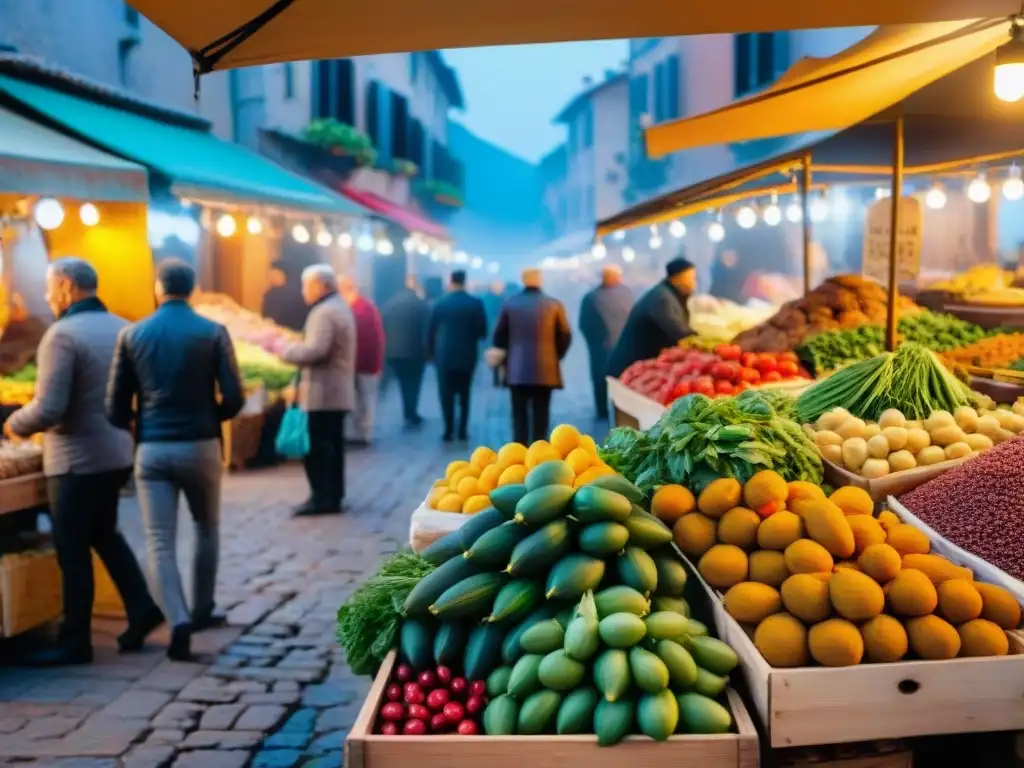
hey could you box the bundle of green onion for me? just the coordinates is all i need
[795,342,976,423]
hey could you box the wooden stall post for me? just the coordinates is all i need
[800,153,813,296]
[885,115,905,352]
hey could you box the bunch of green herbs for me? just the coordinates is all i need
[336,550,435,676]
[599,389,822,496]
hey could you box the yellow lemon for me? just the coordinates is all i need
[550,424,581,456]
[470,446,498,470]
[477,464,501,492]
[456,477,482,498]
[565,447,592,476]
[463,495,492,514]
[427,487,448,507]
[498,464,528,486]
[573,467,603,488]
[432,478,448,488]
[497,442,528,469]
[449,466,480,489]
[525,441,560,470]
[445,460,470,480]
[435,493,464,513]
[579,434,599,455]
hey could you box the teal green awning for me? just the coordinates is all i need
[0,75,362,216]
[0,104,148,202]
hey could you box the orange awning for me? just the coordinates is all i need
[127,1,1022,72]
[645,19,1015,158]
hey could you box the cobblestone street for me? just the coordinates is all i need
[0,358,607,767]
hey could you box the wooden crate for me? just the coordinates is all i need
[221,412,266,471]
[821,457,966,504]
[693,570,1024,748]
[345,650,759,768]
[0,472,47,516]
[0,549,62,636]
[770,740,912,768]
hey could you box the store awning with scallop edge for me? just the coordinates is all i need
[0,74,362,215]
[339,184,449,240]
[0,103,148,202]
[125,0,1021,71]
[645,18,1015,158]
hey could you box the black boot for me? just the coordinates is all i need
[22,642,93,667]
[118,605,165,652]
[190,613,227,632]
[167,624,192,662]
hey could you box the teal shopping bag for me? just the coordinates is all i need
[275,406,310,459]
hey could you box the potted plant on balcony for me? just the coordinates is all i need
[391,158,419,178]
[415,179,464,208]
[303,118,377,166]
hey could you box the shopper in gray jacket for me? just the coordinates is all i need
[280,264,356,516]
[4,258,162,666]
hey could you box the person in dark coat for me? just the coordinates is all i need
[260,261,309,332]
[492,269,572,445]
[481,280,506,386]
[427,270,488,441]
[381,277,430,426]
[606,257,696,378]
[579,265,634,421]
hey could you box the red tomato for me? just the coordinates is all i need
[672,381,692,399]
[379,702,406,721]
[779,351,798,364]
[762,371,783,382]
[756,358,778,375]
[714,380,735,395]
[740,352,759,368]
[714,343,741,361]
[693,378,715,397]
[776,360,800,378]
[739,367,761,383]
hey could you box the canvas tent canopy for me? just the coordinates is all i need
[125,0,1023,73]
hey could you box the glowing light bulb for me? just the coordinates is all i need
[34,198,64,230]
[470,256,484,269]
[925,184,947,210]
[707,222,725,243]
[376,239,395,255]
[810,197,829,222]
[967,174,992,204]
[403,237,414,252]
[78,203,100,227]
[1003,167,1024,201]
[785,200,803,223]
[875,187,891,200]
[291,224,310,243]
[612,230,625,241]
[669,220,686,238]
[316,229,333,247]
[246,216,263,235]
[356,233,374,251]
[649,234,663,249]
[763,203,781,226]
[487,262,500,274]
[994,32,1024,104]
[622,246,636,263]
[215,214,237,237]
[591,242,607,260]
[337,232,353,248]
[736,206,757,229]
[831,192,852,219]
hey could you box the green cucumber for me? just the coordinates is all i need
[638,689,679,741]
[556,687,599,734]
[490,484,529,518]
[457,506,506,549]
[488,579,543,624]
[578,521,630,557]
[678,692,732,734]
[513,485,576,527]
[429,572,503,619]
[598,612,647,649]
[593,648,630,702]
[563,591,600,661]
[686,636,739,676]
[507,518,571,576]
[508,653,544,699]
[486,666,513,697]
[420,529,464,566]
[483,694,518,735]
[594,697,634,746]
[403,555,478,615]
[538,649,585,691]
[623,510,674,549]
[545,553,606,600]
[464,622,506,681]
[653,553,688,596]
[432,621,467,666]
[651,595,690,617]
[517,689,562,735]
[571,486,633,523]
[691,667,729,698]
[525,460,574,491]
[399,617,433,671]
[520,619,565,655]
[616,547,659,596]
[644,611,689,641]
[464,521,530,568]
[501,603,560,665]
[655,639,698,688]
[594,585,650,619]
[589,474,645,504]
[629,646,670,693]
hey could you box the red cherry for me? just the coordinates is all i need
[430,712,450,732]
[408,704,430,721]
[449,677,468,698]
[403,719,428,735]
[435,665,453,685]
[402,684,424,705]
[457,719,479,735]
[468,680,487,698]
[417,670,436,688]
[443,701,466,724]
[426,688,450,711]
[385,684,402,702]
[465,695,485,715]
[395,663,414,682]
[380,721,399,736]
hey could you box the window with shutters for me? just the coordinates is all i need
[665,55,681,119]
[734,33,789,98]
[390,92,410,160]
[283,63,295,100]
[365,81,381,148]
[653,62,665,123]
[312,59,356,126]
[408,118,425,167]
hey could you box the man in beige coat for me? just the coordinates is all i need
[281,264,356,516]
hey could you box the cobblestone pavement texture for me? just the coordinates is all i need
[0,359,607,767]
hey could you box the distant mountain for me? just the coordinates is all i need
[447,122,546,275]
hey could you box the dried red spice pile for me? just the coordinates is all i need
[899,435,1024,581]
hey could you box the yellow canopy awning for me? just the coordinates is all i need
[128,1,1022,71]
[646,18,1015,158]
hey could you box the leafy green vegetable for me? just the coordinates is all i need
[599,389,822,495]
[795,342,976,423]
[337,551,436,675]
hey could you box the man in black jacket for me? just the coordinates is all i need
[381,277,430,427]
[107,259,245,661]
[606,257,696,378]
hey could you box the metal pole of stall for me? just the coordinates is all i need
[800,153,812,296]
[885,114,905,352]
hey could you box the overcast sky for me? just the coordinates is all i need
[444,40,629,164]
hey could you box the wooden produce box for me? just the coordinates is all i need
[770,740,912,768]
[693,569,1024,749]
[968,376,1024,405]
[222,412,266,471]
[942,303,1024,331]
[0,472,47,516]
[606,376,666,431]
[820,457,967,504]
[345,650,760,768]
[0,548,62,636]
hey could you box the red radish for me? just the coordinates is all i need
[430,712,450,732]
[379,702,405,721]
[417,670,436,688]
[457,720,479,735]
[449,677,468,698]
[385,684,402,702]
[408,704,431,721]
[465,695,485,715]
[403,684,425,705]
[403,719,428,735]
[380,721,399,736]
[395,663,414,682]
[468,680,487,698]
[435,665,453,685]
[443,701,465,724]
[426,688,450,710]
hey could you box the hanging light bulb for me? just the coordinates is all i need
[356,232,374,251]
[376,238,395,256]
[78,203,100,227]
[925,183,948,210]
[763,194,781,226]
[785,196,803,223]
[454,250,469,264]
[487,262,500,274]
[809,196,829,223]
[591,242,607,260]
[403,237,414,252]
[649,233,663,249]
[215,213,237,237]
[831,191,852,219]
[470,256,484,269]
[875,187,891,200]
[1002,165,1024,201]
[967,173,992,204]
[291,223,310,243]
[994,24,1024,103]
[669,220,686,238]
[246,215,263,235]
[417,241,431,255]
[337,231,353,248]
[707,221,725,243]
[612,230,626,241]
[621,246,637,263]
[34,197,64,230]
[735,206,757,229]
[316,229,333,247]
